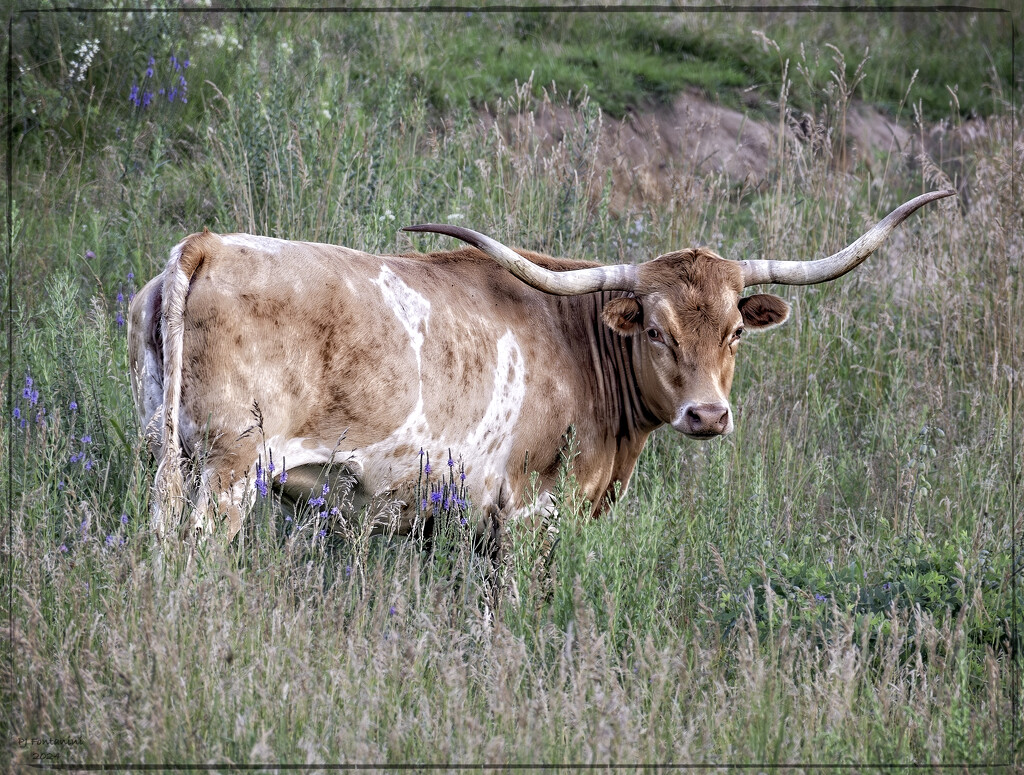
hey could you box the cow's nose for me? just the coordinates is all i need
[679,402,731,437]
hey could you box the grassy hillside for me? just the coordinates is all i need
[5,6,1022,768]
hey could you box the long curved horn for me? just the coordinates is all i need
[403,223,638,295]
[738,189,955,287]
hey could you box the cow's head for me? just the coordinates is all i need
[600,250,788,437]
[405,189,953,440]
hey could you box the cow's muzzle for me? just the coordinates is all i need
[675,402,732,438]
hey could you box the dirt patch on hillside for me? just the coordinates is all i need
[487,90,966,214]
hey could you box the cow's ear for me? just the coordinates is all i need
[602,296,644,335]
[739,293,789,330]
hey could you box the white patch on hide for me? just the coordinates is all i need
[463,331,526,464]
[511,489,557,523]
[222,234,284,254]
[261,435,358,476]
[371,264,431,371]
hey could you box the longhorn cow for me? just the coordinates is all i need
[128,190,953,540]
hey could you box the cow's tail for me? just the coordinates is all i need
[152,229,216,537]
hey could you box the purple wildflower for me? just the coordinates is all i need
[116,311,125,327]
[146,57,154,78]
[255,461,268,497]
[59,544,68,553]
[70,401,78,412]
[389,605,396,616]
[430,490,442,505]
[81,435,91,444]
[12,407,20,420]
[317,528,327,539]
[84,460,93,471]
[120,514,129,525]
[448,456,454,468]
[85,250,95,260]
[424,462,432,475]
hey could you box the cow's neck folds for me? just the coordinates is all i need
[585,292,662,445]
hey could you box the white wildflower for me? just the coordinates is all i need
[69,39,100,83]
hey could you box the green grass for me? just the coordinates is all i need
[5,6,1022,769]
[347,10,1017,120]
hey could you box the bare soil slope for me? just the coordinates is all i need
[489,91,977,214]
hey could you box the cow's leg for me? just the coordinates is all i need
[188,455,256,541]
[474,505,504,567]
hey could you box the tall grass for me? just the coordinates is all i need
[5,9,1020,768]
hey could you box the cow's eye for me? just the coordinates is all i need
[731,328,744,344]
[646,327,663,343]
